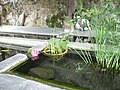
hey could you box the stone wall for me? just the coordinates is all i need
[0,0,65,27]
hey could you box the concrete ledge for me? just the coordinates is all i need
[67,42,95,51]
[0,53,28,73]
[0,74,64,90]
[67,42,120,53]
[0,26,63,36]
[0,36,48,51]
[0,36,48,47]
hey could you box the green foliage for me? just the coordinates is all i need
[64,16,73,27]
[1,50,9,52]
[74,0,120,22]
[73,16,120,71]
[0,49,9,55]
[46,12,65,28]
[73,0,120,71]
[74,0,101,20]
[46,0,66,28]
[73,48,92,64]
[46,36,69,54]
[44,34,69,61]
[27,48,32,57]
[95,18,120,70]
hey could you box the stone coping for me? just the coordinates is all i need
[0,36,48,47]
[0,53,28,73]
[0,26,120,38]
[0,38,49,73]
[0,74,64,90]
[0,52,64,90]
[71,30,95,37]
[67,42,95,51]
[0,26,64,36]
[0,26,94,38]
[67,42,120,53]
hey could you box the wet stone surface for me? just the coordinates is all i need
[29,67,55,80]
[0,74,64,90]
[0,26,64,37]
[0,53,27,73]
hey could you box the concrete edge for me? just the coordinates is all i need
[0,53,28,73]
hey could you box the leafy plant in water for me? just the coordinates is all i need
[73,0,120,71]
[73,17,120,71]
[94,17,120,71]
[46,36,69,55]
[44,33,70,61]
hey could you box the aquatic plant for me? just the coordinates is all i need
[94,17,120,70]
[46,38,68,54]
[73,17,120,71]
[43,35,69,61]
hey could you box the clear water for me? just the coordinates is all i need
[11,53,120,90]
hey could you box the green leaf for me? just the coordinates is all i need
[1,50,9,52]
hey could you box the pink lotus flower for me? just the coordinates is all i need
[32,56,39,61]
[31,49,39,57]
[31,49,39,61]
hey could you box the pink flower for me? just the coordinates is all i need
[31,49,39,61]
[32,56,39,61]
[31,49,39,57]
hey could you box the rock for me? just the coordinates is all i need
[0,53,27,73]
[0,5,2,15]
[17,12,25,26]
[7,12,19,25]
[24,10,38,26]
[0,5,7,17]
[53,65,117,90]
[29,67,55,80]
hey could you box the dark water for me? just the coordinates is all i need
[11,52,120,90]
[0,48,27,62]
[0,49,19,62]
